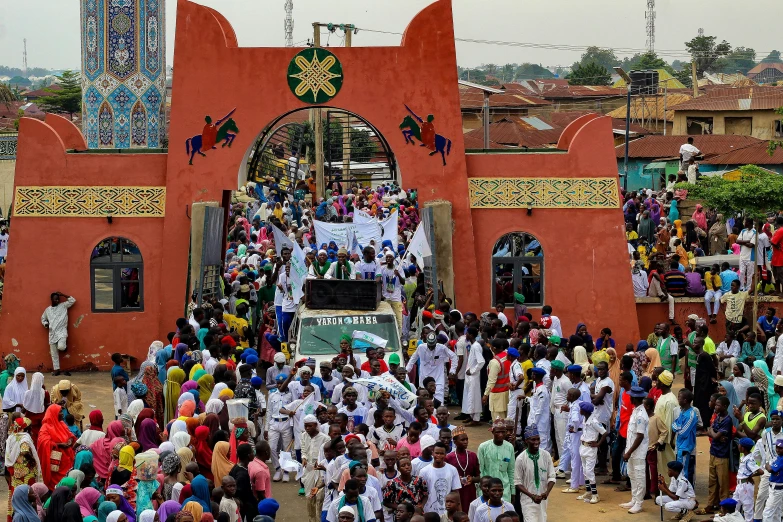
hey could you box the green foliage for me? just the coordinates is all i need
[0,84,19,106]
[673,65,694,89]
[671,60,686,72]
[685,34,732,76]
[713,47,757,75]
[296,120,377,165]
[515,63,554,79]
[7,76,31,88]
[673,165,783,219]
[36,70,82,118]
[572,47,620,72]
[762,50,782,63]
[568,61,612,86]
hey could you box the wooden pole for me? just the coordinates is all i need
[313,24,325,200]
[342,30,352,184]
[691,61,699,98]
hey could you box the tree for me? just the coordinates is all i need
[500,63,516,83]
[674,165,783,220]
[568,62,612,86]
[0,84,19,107]
[36,70,82,120]
[515,63,555,79]
[572,47,619,72]
[8,76,31,89]
[685,34,732,76]
[671,60,686,71]
[714,47,757,74]
[762,50,782,63]
[297,120,378,165]
[673,65,693,88]
[634,52,673,73]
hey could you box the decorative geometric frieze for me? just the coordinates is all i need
[468,177,620,209]
[13,186,166,217]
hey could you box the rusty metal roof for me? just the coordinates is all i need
[670,86,783,111]
[607,93,692,122]
[701,140,783,166]
[463,119,562,148]
[615,134,762,159]
[459,85,550,109]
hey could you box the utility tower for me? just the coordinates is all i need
[645,0,655,53]
[23,38,28,76]
[284,0,294,47]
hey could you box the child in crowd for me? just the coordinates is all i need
[65,413,81,438]
[733,437,761,522]
[561,388,584,494]
[577,402,607,504]
[714,498,744,522]
[655,461,696,521]
[671,389,698,483]
[113,375,128,418]
[645,397,666,496]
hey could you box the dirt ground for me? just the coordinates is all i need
[0,373,715,521]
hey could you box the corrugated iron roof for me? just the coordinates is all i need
[615,134,762,159]
[520,116,553,130]
[462,131,509,150]
[463,119,562,148]
[701,140,783,165]
[606,93,692,122]
[747,62,783,76]
[459,85,550,109]
[671,86,783,111]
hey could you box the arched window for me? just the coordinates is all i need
[90,237,143,312]
[492,232,543,307]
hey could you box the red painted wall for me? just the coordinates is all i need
[465,117,640,345]
[0,117,167,370]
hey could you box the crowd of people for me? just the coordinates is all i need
[8,169,783,522]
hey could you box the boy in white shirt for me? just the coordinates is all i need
[619,386,649,514]
[717,332,741,379]
[733,438,762,522]
[561,388,584,493]
[655,461,696,518]
[576,402,607,504]
[113,375,128,419]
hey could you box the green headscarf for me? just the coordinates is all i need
[97,501,117,522]
[44,477,76,508]
[514,292,525,304]
[74,450,93,471]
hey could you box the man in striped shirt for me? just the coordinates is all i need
[664,259,688,298]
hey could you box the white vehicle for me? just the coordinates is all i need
[288,301,402,369]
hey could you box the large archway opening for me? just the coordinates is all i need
[237,107,400,195]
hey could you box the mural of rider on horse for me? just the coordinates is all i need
[186,108,239,164]
[399,105,452,166]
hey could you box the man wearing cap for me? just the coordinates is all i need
[478,419,515,502]
[733,437,761,522]
[505,347,525,433]
[654,370,678,475]
[754,410,783,520]
[326,479,376,522]
[549,359,569,475]
[566,364,591,403]
[620,386,649,514]
[405,331,458,404]
[577,402,606,503]
[266,352,291,387]
[527,367,552,453]
[302,414,330,513]
[326,248,356,280]
[461,326,485,426]
[377,252,404,337]
[540,305,562,337]
[655,461,696,521]
[482,338,512,421]
[266,373,293,482]
[515,424,556,522]
[763,438,783,521]
[715,498,744,522]
[319,361,338,404]
[282,365,323,403]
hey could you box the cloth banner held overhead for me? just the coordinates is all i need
[351,374,417,409]
[346,227,362,257]
[313,220,381,249]
[351,330,388,348]
[379,211,399,249]
[354,209,374,224]
[271,224,295,257]
[406,223,432,269]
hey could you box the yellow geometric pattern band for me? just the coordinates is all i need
[13,186,166,217]
[468,177,620,209]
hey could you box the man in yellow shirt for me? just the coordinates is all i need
[704,263,723,324]
[721,279,749,338]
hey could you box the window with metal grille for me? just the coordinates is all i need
[492,232,543,307]
[90,237,143,312]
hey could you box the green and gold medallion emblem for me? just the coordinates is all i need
[287,48,343,104]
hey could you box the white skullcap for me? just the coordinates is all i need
[274,352,286,363]
[303,414,318,424]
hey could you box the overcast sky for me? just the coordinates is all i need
[2,0,781,72]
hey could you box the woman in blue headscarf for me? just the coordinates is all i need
[718,380,741,427]
[12,485,41,522]
[752,360,779,416]
[156,346,172,385]
[182,475,211,513]
[174,344,189,365]
[631,340,650,377]
[668,198,680,222]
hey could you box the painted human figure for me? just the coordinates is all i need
[201,110,233,150]
[420,115,436,151]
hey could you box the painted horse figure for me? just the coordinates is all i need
[399,106,452,166]
[186,110,240,164]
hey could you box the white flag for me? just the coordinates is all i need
[346,227,362,256]
[407,223,432,269]
[289,240,308,304]
[351,330,388,348]
[351,374,417,409]
[379,210,399,249]
[271,224,295,257]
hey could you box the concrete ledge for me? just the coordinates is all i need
[636,296,783,304]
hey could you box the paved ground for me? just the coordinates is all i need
[0,373,714,521]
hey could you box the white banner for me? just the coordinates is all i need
[289,240,308,304]
[351,374,417,409]
[313,220,381,250]
[271,224,295,257]
[346,227,362,256]
[351,330,388,348]
[354,209,374,224]
[379,211,399,250]
[406,223,432,269]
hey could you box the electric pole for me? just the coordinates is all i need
[23,38,28,77]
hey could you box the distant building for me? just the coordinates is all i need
[670,86,783,139]
[747,63,783,85]
[459,84,550,132]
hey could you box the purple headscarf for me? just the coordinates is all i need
[107,484,137,522]
[174,343,188,364]
[157,500,182,522]
[137,418,159,452]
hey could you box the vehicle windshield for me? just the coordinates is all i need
[298,313,400,355]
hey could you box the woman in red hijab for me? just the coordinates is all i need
[193,426,214,481]
[36,404,76,489]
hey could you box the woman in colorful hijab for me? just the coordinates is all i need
[11,485,40,522]
[211,441,234,483]
[90,437,125,484]
[141,366,165,427]
[137,418,160,452]
[196,374,215,404]
[97,501,117,522]
[156,347,172,385]
[2,367,28,411]
[6,417,41,522]
[174,344,189,365]
[134,451,160,514]
[753,359,779,414]
[193,426,213,481]
[668,199,680,222]
[182,475,212,513]
[691,203,707,230]
[75,487,102,518]
[110,446,135,487]
[165,367,186,424]
[176,447,194,483]
[0,354,20,396]
[644,347,663,378]
[36,404,76,489]
[106,485,136,522]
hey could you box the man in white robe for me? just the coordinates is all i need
[515,424,556,522]
[461,327,484,425]
[527,367,552,453]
